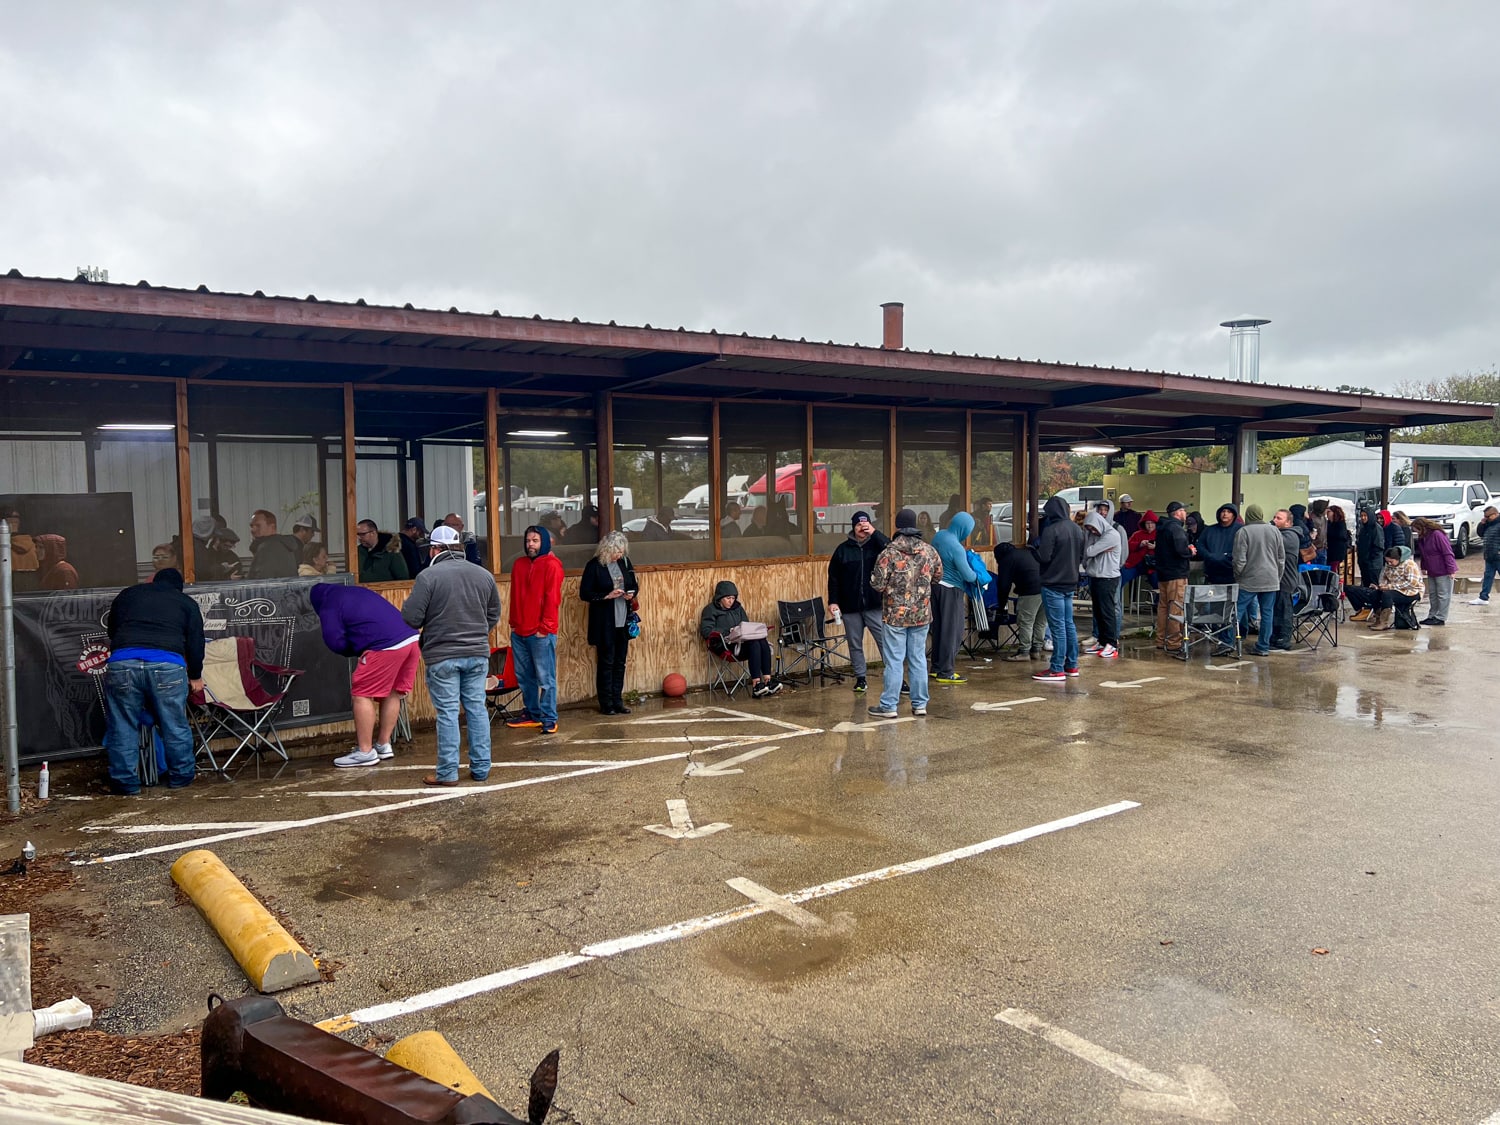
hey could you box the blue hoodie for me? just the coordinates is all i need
[932,511,978,590]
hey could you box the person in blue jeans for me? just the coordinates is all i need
[1033,496,1084,681]
[1470,505,1500,605]
[102,568,205,795]
[402,525,502,785]
[868,509,942,717]
[506,525,565,734]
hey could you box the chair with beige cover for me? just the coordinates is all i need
[189,636,302,773]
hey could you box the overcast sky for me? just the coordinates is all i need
[3,1,1496,393]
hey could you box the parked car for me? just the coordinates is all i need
[1388,481,1494,557]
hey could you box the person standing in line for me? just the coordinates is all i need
[1307,500,1330,566]
[356,519,410,583]
[721,501,745,539]
[1270,508,1302,651]
[1114,494,1142,540]
[1232,504,1282,657]
[399,517,430,578]
[1410,518,1457,625]
[1469,506,1500,606]
[1083,499,1123,659]
[401,524,501,785]
[992,540,1044,661]
[1324,504,1351,583]
[929,510,977,685]
[1154,501,1196,656]
[507,524,565,735]
[311,583,420,768]
[102,568,204,795]
[248,510,300,578]
[826,510,889,694]
[580,531,638,715]
[868,508,942,717]
[1356,506,1387,588]
[1032,495,1084,683]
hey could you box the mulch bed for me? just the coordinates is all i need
[23,1026,202,1096]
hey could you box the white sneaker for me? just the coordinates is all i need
[335,748,379,768]
[375,742,395,760]
[1043,639,1054,651]
[1097,644,1119,659]
[1469,597,1489,605]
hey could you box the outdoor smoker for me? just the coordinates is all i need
[201,993,558,1125]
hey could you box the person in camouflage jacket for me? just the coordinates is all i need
[868,508,943,718]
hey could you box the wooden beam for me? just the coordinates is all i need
[1027,408,1041,538]
[343,384,357,581]
[596,392,614,535]
[1012,412,1027,546]
[887,408,899,532]
[486,387,501,576]
[960,410,973,527]
[1380,429,1392,508]
[175,379,194,583]
[709,400,721,561]
[803,402,815,557]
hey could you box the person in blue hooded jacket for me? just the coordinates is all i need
[929,510,977,684]
[1196,503,1242,586]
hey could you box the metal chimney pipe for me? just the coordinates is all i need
[1220,316,1270,382]
[881,302,904,350]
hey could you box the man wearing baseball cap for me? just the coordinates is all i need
[826,510,889,694]
[399,516,430,578]
[868,508,942,717]
[401,524,502,785]
[1115,494,1141,539]
[291,514,320,547]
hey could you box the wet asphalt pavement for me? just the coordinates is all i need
[28,597,1500,1123]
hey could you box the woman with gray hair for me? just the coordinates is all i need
[579,531,639,714]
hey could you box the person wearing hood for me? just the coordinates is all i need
[1033,495,1084,681]
[1185,510,1205,546]
[402,525,503,785]
[192,516,241,581]
[1288,503,1314,552]
[992,539,1044,661]
[248,510,301,579]
[1307,500,1330,566]
[1197,504,1242,586]
[310,583,420,768]
[1410,517,1457,625]
[580,531,639,714]
[1233,504,1282,656]
[1155,502,1196,655]
[102,568,205,795]
[930,510,978,685]
[827,510,890,693]
[508,524,565,734]
[1379,509,1403,551]
[1346,545,1422,629]
[1122,510,1158,590]
[699,579,780,696]
[356,519,410,583]
[1356,506,1387,587]
[1082,499,1123,658]
[36,533,78,589]
[869,508,943,714]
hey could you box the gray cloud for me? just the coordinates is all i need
[3,0,1497,392]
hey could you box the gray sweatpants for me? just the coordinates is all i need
[1015,593,1044,652]
[930,583,967,676]
[840,608,883,678]
[1426,575,1453,622]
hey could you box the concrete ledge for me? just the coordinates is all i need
[169,850,320,993]
[386,1029,495,1101]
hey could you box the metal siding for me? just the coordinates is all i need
[423,445,476,527]
[93,439,178,565]
[0,438,88,493]
[208,442,322,542]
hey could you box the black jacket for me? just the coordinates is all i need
[827,530,890,614]
[991,541,1041,603]
[249,533,300,579]
[579,555,639,647]
[1035,497,1084,590]
[1278,527,1302,594]
[1195,505,1240,585]
[1325,518,1351,563]
[1356,515,1386,577]
[1155,516,1194,581]
[106,573,206,678]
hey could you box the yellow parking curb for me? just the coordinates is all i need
[169,849,321,993]
[386,1030,494,1101]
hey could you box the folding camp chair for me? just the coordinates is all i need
[189,636,302,774]
[776,597,848,686]
[485,645,526,723]
[962,576,1010,657]
[1169,583,1241,661]
[1292,569,1342,650]
[705,632,753,698]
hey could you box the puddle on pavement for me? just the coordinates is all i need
[747,804,885,844]
[295,828,544,902]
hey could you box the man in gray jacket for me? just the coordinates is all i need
[402,525,502,785]
[1083,499,1123,659]
[1232,503,1282,657]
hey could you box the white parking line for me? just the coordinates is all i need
[315,799,1141,1031]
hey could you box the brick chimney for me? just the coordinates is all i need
[880,302,904,350]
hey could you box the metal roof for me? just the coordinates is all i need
[1,270,1493,451]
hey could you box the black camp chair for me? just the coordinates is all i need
[775,597,848,686]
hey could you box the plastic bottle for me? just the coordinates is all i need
[36,762,49,800]
[32,997,93,1036]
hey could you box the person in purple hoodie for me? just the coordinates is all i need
[310,583,421,767]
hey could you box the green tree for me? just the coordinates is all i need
[1393,368,1500,446]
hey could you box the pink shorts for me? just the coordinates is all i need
[352,644,420,699]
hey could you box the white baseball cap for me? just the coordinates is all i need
[1118,494,1134,503]
[430,525,461,546]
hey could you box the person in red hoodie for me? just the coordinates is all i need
[507,524,565,734]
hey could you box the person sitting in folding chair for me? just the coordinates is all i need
[310,583,421,768]
[699,580,780,697]
[102,568,205,796]
[1345,546,1423,630]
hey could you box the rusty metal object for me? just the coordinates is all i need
[202,993,557,1125]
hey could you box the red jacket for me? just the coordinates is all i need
[509,531,564,636]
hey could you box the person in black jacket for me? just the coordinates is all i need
[1271,509,1302,650]
[1356,506,1386,586]
[1324,504,1351,578]
[993,540,1044,661]
[579,532,639,714]
[1033,495,1085,680]
[826,510,889,694]
[102,568,206,795]
[1155,501,1196,654]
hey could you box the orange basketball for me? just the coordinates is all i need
[662,673,688,698]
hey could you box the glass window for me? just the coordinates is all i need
[971,413,1017,548]
[720,403,808,561]
[187,384,346,582]
[813,406,889,554]
[0,375,179,590]
[611,397,712,565]
[497,400,598,572]
[897,410,964,538]
[355,389,489,578]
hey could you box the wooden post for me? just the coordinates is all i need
[485,387,501,575]
[175,379,194,583]
[1011,413,1027,546]
[803,402,815,556]
[887,408,899,532]
[595,391,614,535]
[709,400,721,560]
[1231,426,1244,508]
[1380,428,1392,508]
[1027,408,1042,538]
[960,410,973,526]
[342,385,357,580]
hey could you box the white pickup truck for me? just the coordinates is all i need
[1389,480,1498,557]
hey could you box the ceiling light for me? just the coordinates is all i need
[669,435,709,443]
[99,423,175,432]
[508,429,567,438]
[1070,442,1121,455]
